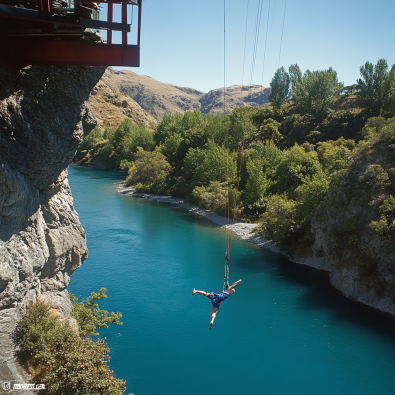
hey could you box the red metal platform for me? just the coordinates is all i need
[0,0,141,67]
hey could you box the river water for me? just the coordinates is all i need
[68,166,395,395]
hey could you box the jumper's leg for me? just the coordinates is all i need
[209,307,219,330]
[192,289,210,297]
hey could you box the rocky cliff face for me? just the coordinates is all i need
[0,64,105,355]
[292,126,395,317]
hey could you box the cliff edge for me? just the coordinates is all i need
[0,64,105,357]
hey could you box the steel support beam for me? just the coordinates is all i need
[0,39,140,66]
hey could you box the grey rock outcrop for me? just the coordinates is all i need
[290,132,395,318]
[0,64,105,356]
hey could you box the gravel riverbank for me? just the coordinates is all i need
[116,183,282,255]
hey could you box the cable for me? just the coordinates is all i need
[278,0,288,69]
[249,0,264,86]
[260,0,271,92]
[240,0,250,106]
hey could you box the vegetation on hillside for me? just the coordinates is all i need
[17,290,130,395]
[75,58,395,269]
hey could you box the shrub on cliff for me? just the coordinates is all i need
[259,195,296,247]
[314,116,395,280]
[74,126,104,163]
[70,288,123,338]
[18,299,128,395]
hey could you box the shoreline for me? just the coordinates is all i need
[115,182,395,319]
[115,183,283,255]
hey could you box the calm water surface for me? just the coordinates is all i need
[68,166,395,395]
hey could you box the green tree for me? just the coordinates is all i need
[181,109,205,131]
[273,144,321,196]
[154,113,183,144]
[192,181,228,214]
[316,137,355,174]
[227,107,257,151]
[243,155,271,215]
[253,141,284,178]
[159,133,183,167]
[118,125,155,165]
[102,121,116,141]
[369,195,395,235]
[357,59,395,118]
[289,64,343,120]
[18,300,127,395]
[75,127,103,162]
[259,118,282,144]
[125,148,172,193]
[38,332,126,394]
[182,140,237,192]
[268,67,290,109]
[294,171,330,222]
[112,118,134,147]
[259,194,296,245]
[70,288,123,338]
[19,299,60,357]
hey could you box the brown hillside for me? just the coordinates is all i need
[89,71,157,130]
[104,67,271,120]
[200,85,270,116]
[105,67,204,120]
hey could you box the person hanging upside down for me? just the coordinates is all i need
[192,279,242,330]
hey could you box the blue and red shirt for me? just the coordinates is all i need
[209,292,230,308]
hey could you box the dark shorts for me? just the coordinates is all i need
[209,292,229,309]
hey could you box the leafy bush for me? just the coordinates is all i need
[316,110,364,142]
[294,171,330,222]
[259,195,296,246]
[273,144,321,197]
[242,155,271,215]
[36,330,125,395]
[125,148,172,193]
[316,137,355,174]
[18,300,127,395]
[182,140,237,193]
[75,127,103,162]
[369,195,395,235]
[70,288,122,338]
[192,181,228,214]
[259,118,282,144]
[19,299,60,357]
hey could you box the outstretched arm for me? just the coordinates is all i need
[225,279,242,294]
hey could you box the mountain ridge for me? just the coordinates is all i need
[105,67,271,120]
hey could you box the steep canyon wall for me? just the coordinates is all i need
[0,64,105,355]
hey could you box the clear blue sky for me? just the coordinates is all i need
[114,0,395,93]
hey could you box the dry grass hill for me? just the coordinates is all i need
[89,70,157,130]
[103,67,271,120]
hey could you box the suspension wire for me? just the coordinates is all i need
[249,0,264,86]
[278,0,288,69]
[260,0,271,92]
[224,1,251,284]
[240,0,250,106]
[223,0,230,290]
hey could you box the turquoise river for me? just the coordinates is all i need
[68,165,395,395]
